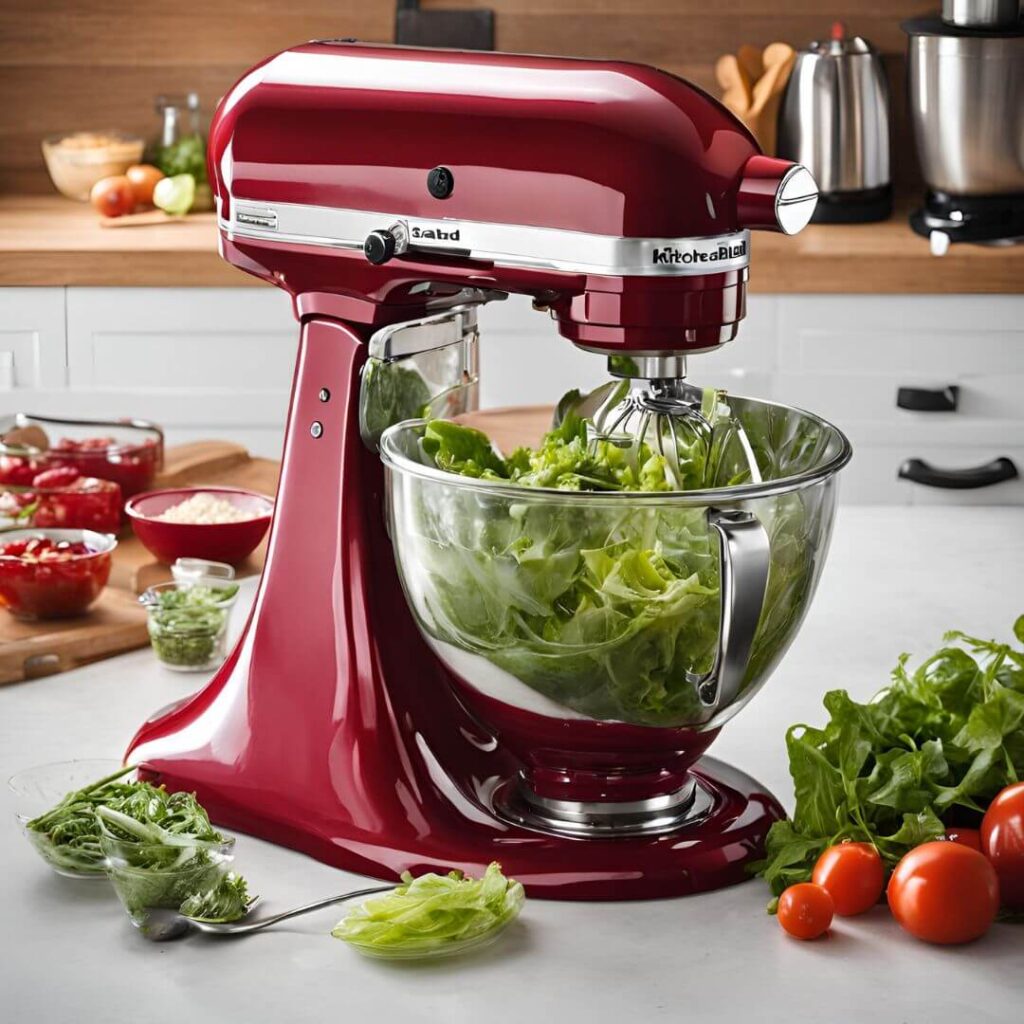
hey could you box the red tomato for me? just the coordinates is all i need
[90,176,136,218]
[811,841,885,916]
[943,827,982,852]
[887,841,999,945]
[777,883,834,940]
[31,466,81,489]
[0,455,36,486]
[981,781,1024,910]
[125,164,165,206]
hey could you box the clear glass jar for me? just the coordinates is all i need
[142,579,239,672]
[147,92,213,210]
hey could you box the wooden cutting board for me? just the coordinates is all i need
[457,405,552,452]
[0,440,279,686]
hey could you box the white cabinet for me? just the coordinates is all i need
[2,287,1022,502]
[0,288,67,393]
[1,288,298,458]
[769,296,1024,506]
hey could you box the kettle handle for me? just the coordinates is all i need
[692,508,771,716]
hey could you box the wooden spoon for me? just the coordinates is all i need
[748,43,796,156]
[715,53,753,121]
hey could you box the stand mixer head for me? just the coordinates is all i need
[125,42,847,898]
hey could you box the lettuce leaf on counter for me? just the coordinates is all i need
[332,862,524,959]
[754,616,1024,898]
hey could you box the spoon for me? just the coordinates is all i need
[139,884,395,942]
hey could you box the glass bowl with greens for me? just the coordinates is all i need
[101,831,236,931]
[379,387,851,830]
[142,580,240,671]
[10,760,135,878]
[97,790,236,931]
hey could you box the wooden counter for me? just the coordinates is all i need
[1,195,1021,294]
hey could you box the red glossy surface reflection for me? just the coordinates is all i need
[126,44,796,899]
[208,42,806,354]
[126,318,782,897]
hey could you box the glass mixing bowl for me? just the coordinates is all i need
[379,394,851,833]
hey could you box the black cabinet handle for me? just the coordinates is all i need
[898,456,1019,490]
[897,385,959,412]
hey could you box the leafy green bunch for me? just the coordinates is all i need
[755,617,1024,898]
[25,765,139,874]
[27,766,252,923]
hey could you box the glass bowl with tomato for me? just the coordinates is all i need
[0,529,117,620]
[1,413,163,500]
[0,465,122,535]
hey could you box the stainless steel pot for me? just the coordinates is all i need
[905,17,1024,196]
[942,0,1020,28]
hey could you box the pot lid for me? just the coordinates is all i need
[902,13,1024,37]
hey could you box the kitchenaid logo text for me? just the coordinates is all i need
[652,240,747,266]
[411,225,461,242]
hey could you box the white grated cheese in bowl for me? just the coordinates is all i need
[155,493,258,525]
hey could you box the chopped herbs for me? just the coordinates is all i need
[146,583,238,668]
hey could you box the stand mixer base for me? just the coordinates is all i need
[141,755,782,901]
[494,775,714,838]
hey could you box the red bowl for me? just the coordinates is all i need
[126,487,273,566]
[0,528,116,619]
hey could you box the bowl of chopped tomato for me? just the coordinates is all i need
[0,465,122,535]
[46,434,161,499]
[1,414,162,500]
[0,529,116,619]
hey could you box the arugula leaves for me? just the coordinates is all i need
[180,873,254,923]
[754,616,1024,897]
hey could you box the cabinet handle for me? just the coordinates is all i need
[896,385,959,412]
[898,456,1019,490]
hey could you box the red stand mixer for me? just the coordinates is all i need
[126,42,848,899]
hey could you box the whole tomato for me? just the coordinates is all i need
[981,781,1024,910]
[777,883,834,940]
[943,827,982,852]
[812,841,885,916]
[0,455,36,486]
[888,841,999,945]
[90,175,136,218]
[31,466,81,489]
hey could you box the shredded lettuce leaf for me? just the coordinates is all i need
[332,862,524,959]
[402,389,834,727]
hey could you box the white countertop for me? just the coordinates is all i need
[1,506,1022,1024]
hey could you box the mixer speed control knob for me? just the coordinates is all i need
[363,222,409,265]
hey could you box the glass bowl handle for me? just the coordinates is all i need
[694,508,770,715]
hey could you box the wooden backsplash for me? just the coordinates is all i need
[0,0,934,195]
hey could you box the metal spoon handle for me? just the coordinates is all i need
[196,883,395,935]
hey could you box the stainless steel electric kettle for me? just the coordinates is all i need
[778,22,892,223]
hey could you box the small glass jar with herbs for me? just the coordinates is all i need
[141,580,239,671]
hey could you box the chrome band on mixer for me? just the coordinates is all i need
[223,199,752,278]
